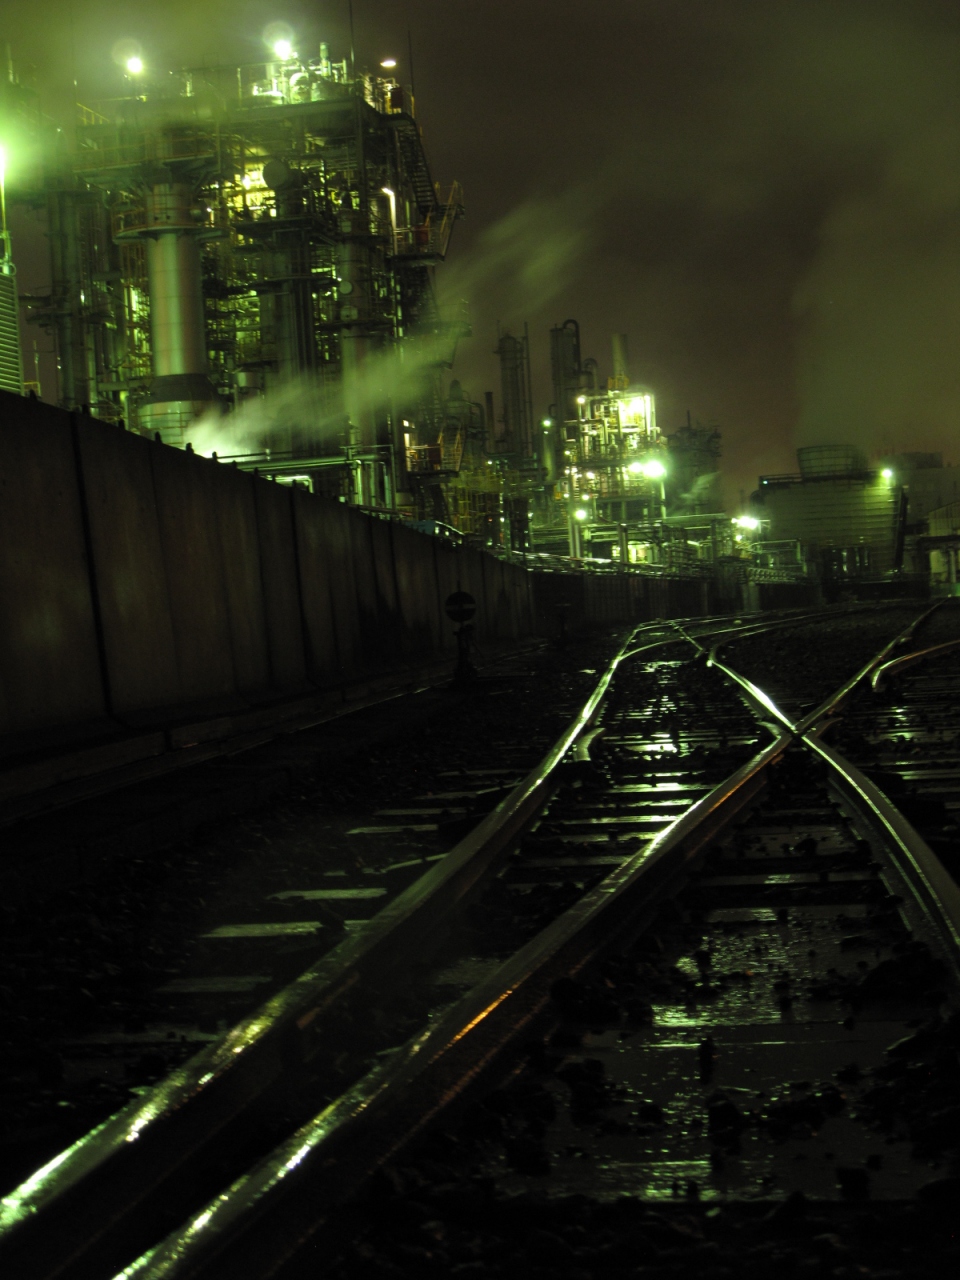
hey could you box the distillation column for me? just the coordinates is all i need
[136,183,218,442]
[337,203,381,505]
[45,187,87,408]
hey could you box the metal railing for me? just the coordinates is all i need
[392,181,464,260]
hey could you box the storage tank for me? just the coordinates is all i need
[797,444,867,478]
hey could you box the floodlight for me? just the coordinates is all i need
[641,459,666,479]
[574,508,588,521]
[576,395,586,405]
[542,418,552,427]
[628,461,643,474]
[380,58,397,68]
[126,56,144,75]
[733,515,760,530]
[881,467,893,480]
[273,39,294,60]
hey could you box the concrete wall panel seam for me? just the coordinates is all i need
[69,414,116,720]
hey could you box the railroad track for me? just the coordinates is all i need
[0,639,618,1202]
[3,605,958,1279]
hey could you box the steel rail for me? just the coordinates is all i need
[669,601,886,666]
[5,607,930,1279]
[105,608,959,1279]
[115,730,793,1280]
[803,735,960,978]
[701,616,960,967]
[703,618,960,976]
[625,605,860,667]
[792,602,942,735]
[0,621,683,1280]
[702,604,940,738]
[870,634,960,691]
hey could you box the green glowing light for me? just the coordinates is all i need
[574,508,588,521]
[125,56,144,75]
[881,467,893,481]
[273,39,294,60]
[641,459,666,479]
[733,515,759,530]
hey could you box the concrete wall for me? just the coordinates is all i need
[532,571,709,637]
[0,392,714,751]
[0,395,540,748]
[0,403,106,741]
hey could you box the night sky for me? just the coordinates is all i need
[6,0,960,497]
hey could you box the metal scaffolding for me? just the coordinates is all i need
[26,43,465,509]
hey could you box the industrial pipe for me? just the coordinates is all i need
[138,183,218,441]
[144,184,207,378]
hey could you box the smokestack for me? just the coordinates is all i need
[611,333,629,388]
[484,390,495,449]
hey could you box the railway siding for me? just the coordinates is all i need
[4,607,960,1279]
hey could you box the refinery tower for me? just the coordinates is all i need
[19,32,464,509]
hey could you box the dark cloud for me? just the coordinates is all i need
[6,1,960,493]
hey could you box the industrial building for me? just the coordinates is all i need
[2,37,874,607]
[750,445,906,593]
[14,35,465,512]
[879,452,960,524]
[531,324,670,560]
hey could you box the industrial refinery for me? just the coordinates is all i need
[5,13,960,1279]
[7,31,470,514]
[0,32,729,572]
[0,29,956,602]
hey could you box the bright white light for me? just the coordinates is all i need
[628,461,643,475]
[126,56,144,75]
[881,467,894,481]
[586,471,595,479]
[576,395,586,405]
[380,58,397,68]
[381,186,394,197]
[542,418,552,427]
[733,515,760,530]
[273,39,294,60]
[574,508,588,521]
[641,459,666,479]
